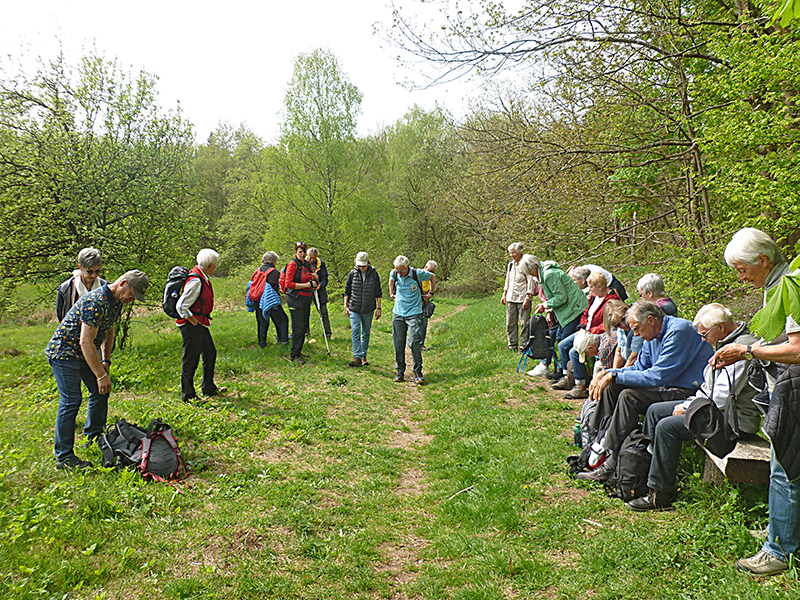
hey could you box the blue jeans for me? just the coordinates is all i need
[49,358,109,461]
[553,316,581,373]
[393,313,423,377]
[763,450,800,561]
[349,311,374,359]
[558,331,588,382]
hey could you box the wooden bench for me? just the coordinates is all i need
[699,435,771,485]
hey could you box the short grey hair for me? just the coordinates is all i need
[78,247,102,269]
[262,251,278,266]
[519,254,541,277]
[197,248,220,270]
[693,303,733,329]
[627,300,664,324]
[394,255,410,268]
[425,260,437,271]
[724,227,783,268]
[508,242,524,254]
[568,266,591,283]
[307,247,319,257]
[637,273,666,297]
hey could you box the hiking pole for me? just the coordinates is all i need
[313,289,331,355]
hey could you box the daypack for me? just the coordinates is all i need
[521,315,551,360]
[606,429,651,502]
[97,418,188,482]
[575,397,597,448]
[249,268,269,303]
[163,266,190,319]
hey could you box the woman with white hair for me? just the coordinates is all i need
[56,247,107,321]
[502,242,535,351]
[176,249,226,402]
[637,273,678,316]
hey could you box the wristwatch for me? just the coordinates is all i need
[744,345,754,360]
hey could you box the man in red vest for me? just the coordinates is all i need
[176,249,226,403]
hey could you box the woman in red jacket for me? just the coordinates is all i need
[283,242,318,364]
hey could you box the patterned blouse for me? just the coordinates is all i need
[45,285,122,361]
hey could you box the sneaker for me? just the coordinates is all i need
[415,375,425,385]
[551,377,571,390]
[292,357,305,365]
[564,385,588,399]
[56,455,93,471]
[576,462,614,483]
[349,357,362,367]
[736,550,788,576]
[528,363,549,377]
[588,442,607,469]
[393,373,404,383]
[627,489,675,511]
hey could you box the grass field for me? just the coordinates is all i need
[0,281,796,599]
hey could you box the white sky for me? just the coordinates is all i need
[1,0,491,143]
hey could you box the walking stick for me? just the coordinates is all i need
[313,289,331,355]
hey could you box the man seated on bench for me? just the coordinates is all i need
[578,300,713,483]
[627,303,760,511]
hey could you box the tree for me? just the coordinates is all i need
[0,49,196,310]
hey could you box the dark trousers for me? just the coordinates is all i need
[256,305,289,346]
[593,383,694,467]
[180,323,218,401]
[643,400,691,493]
[287,294,312,359]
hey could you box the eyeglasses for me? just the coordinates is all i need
[694,327,710,341]
[83,268,103,275]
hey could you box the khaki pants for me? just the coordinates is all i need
[506,301,531,351]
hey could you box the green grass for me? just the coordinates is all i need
[0,284,796,599]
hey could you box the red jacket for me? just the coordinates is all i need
[177,266,214,327]
[284,258,314,297]
[580,290,619,334]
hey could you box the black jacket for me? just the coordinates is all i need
[345,266,382,314]
[765,364,800,480]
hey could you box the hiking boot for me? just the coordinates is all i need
[349,357,362,367]
[736,550,789,576]
[56,455,93,471]
[627,489,675,511]
[292,357,305,365]
[564,385,588,399]
[361,357,369,366]
[393,373,404,383]
[528,363,549,377]
[545,369,561,380]
[576,462,614,483]
[204,386,227,397]
[415,375,425,385]
[551,377,571,390]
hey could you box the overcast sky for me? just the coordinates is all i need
[1,0,490,143]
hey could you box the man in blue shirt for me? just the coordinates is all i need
[45,270,149,471]
[578,300,712,482]
[389,255,435,385]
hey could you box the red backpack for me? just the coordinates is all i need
[249,267,269,303]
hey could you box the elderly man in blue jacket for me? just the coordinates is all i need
[577,300,713,483]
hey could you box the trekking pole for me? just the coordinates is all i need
[313,289,331,355]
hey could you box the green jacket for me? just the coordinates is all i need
[540,260,585,327]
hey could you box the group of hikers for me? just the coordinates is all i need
[503,228,800,577]
[44,245,437,464]
[44,226,800,577]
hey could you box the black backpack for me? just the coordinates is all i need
[98,418,188,482]
[521,315,551,360]
[163,266,190,319]
[606,429,651,502]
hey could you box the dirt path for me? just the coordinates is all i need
[375,304,467,599]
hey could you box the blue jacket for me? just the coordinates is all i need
[612,315,712,390]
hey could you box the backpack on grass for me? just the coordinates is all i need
[97,418,188,482]
[605,429,651,502]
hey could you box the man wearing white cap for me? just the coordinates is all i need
[344,252,382,367]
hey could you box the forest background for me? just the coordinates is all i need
[2,0,800,327]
